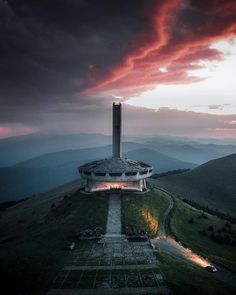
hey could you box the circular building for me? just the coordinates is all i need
[79,103,153,192]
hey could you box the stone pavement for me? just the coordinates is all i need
[48,193,171,294]
[48,239,170,294]
[106,193,122,235]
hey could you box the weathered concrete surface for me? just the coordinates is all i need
[64,264,159,271]
[106,193,121,235]
[49,286,171,294]
[48,191,171,295]
[48,240,169,294]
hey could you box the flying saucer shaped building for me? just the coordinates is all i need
[79,103,153,192]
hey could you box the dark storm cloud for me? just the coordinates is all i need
[88,0,236,95]
[0,0,155,114]
[0,0,236,139]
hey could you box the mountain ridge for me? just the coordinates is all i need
[0,147,195,201]
[155,153,236,217]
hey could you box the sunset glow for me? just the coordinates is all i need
[0,0,236,138]
[126,38,236,115]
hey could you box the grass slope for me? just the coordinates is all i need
[170,197,236,272]
[156,153,236,217]
[0,181,108,294]
[158,252,236,295]
[121,187,169,237]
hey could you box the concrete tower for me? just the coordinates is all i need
[112,102,122,158]
[79,102,153,193]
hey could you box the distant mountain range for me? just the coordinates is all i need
[1,133,236,202]
[145,140,236,165]
[1,133,236,167]
[0,145,195,201]
[155,153,236,217]
[0,133,111,167]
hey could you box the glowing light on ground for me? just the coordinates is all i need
[142,209,158,233]
[126,38,236,115]
[155,237,210,268]
[183,246,209,268]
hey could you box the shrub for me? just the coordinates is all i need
[199,230,207,236]
[188,218,194,224]
[208,225,214,231]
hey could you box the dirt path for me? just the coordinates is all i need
[157,188,174,238]
[151,187,236,287]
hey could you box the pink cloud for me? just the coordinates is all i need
[83,0,236,96]
[0,126,37,139]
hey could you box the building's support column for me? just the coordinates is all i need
[86,180,89,192]
[143,179,147,190]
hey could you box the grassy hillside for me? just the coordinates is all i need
[156,154,236,217]
[170,197,236,272]
[158,252,236,295]
[121,187,169,237]
[0,181,109,294]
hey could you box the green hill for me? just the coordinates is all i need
[0,181,108,294]
[155,154,236,217]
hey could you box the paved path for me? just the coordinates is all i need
[106,193,121,235]
[49,286,170,294]
[64,264,160,271]
[48,240,169,294]
[48,191,171,294]
[49,286,171,295]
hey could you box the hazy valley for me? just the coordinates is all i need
[1,133,236,202]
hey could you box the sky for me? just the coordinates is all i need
[0,0,236,139]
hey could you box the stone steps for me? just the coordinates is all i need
[99,234,128,244]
